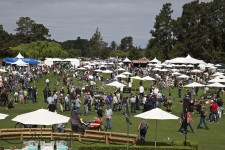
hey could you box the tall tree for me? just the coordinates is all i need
[146,3,174,60]
[15,17,50,43]
[89,28,107,58]
[120,36,134,51]
[31,23,50,41]
[110,41,117,51]
[15,17,35,43]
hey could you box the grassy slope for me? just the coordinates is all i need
[0,72,224,150]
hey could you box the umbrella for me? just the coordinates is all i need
[0,69,7,73]
[191,69,202,73]
[117,67,126,71]
[94,69,102,72]
[12,109,70,125]
[177,74,189,79]
[77,67,87,71]
[206,82,225,88]
[135,108,179,147]
[208,78,225,83]
[142,76,155,81]
[122,71,132,75]
[130,76,143,80]
[0,113,8,120]
[184,82,205,87]
[106,81,126,88]
[102,69,113,73]
[115,74,127,78]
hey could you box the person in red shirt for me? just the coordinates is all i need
[209,100,219,123]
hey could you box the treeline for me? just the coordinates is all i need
[0,0,225,63]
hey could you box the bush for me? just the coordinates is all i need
[172,140,198,150]
[79,145,196,150]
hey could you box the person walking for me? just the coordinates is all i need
[197,106,209,130]
[105,106,113,130]
[75,94,81,115]
[138,119,148,144]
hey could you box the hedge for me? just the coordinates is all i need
[79,145,196,150]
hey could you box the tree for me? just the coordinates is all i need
[62,37,90,57]
[128,48,142,60]
[120,36,134,51]
[89,28,107,58]
[31,23,50,41]
[146,3,174,60]
[110,50,128,58]
[15,17,50,43]
[15,17,35,43]
[110,41,117,51]
[10,41,68,59]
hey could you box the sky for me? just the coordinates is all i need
[0,0,211,48]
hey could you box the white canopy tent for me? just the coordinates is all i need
[165,55,205,65]
[15,53,24,58]
[11,59,29,66]
[123,57,131,63]
[44,58,80,67]
[149,57,161,64]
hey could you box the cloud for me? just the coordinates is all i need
[0,0,211,48]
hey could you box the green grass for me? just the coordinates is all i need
[0,72,224,150]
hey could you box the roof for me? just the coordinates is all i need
[132,59,149,64]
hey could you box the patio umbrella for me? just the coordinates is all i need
[115,74,127,78]
[131,76,143,80]
[177,74,189,79]
[135,108,179,147]
[106,81,126,88]
[122,71,132,75]
[184,82,205,87]
[0,69,7,73]
[208,78,225,83]
[12,109,70,125]
[102,69,113,74]
[206,82,225,88]
[0,113,8,120]
[142,76,155,81]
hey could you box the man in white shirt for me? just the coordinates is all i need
[157,92,163,108]
[139,85,144,97]
[105,106,113,130]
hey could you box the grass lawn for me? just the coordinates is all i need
[0,72,224,150]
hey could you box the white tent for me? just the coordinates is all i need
[165,55,205,64]
[15,53,24,58]
[11,59,28,66]
[63,58,80,67]
[123,57,131,63]
[149,57,161,64]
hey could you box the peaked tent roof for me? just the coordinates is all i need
[15,53,24,58]
[150,57,161,63]
[123,57,131,63]
[165,55,205,64]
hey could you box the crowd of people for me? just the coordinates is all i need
[0,60,224,139]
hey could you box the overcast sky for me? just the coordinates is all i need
[0,0,211,48]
